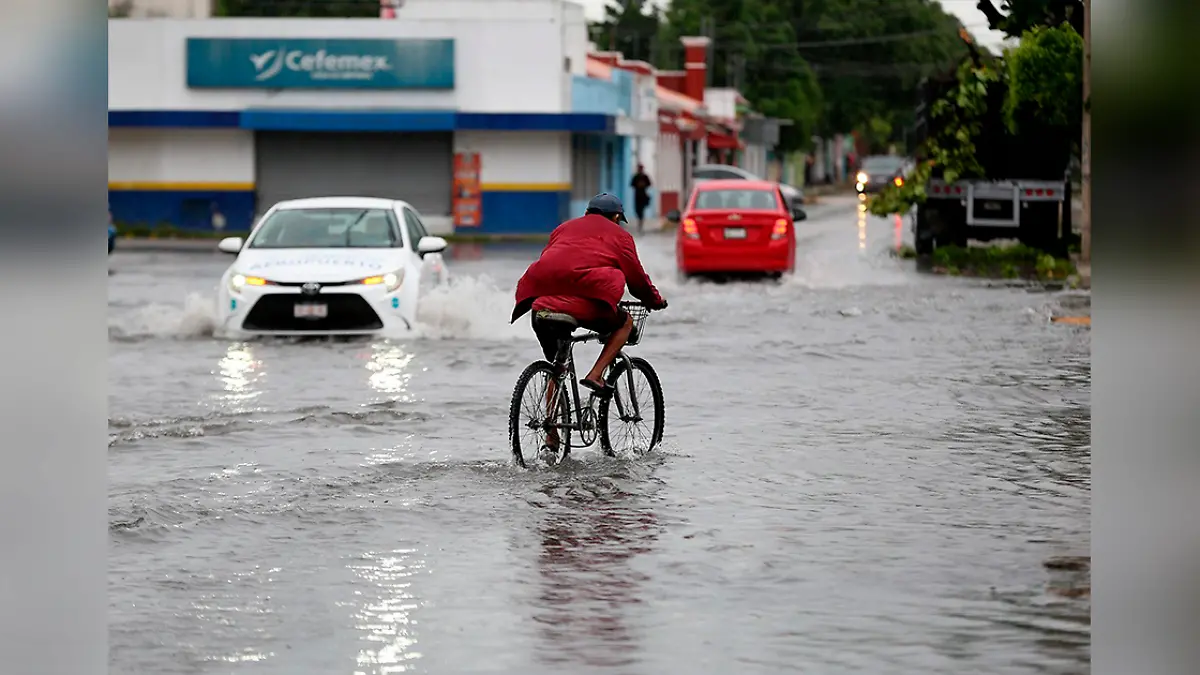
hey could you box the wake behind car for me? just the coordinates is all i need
[675,179,805,280]
[215,197,449,337]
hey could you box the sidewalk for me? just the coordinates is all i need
[114,237,222,253]
[802,182,856,204]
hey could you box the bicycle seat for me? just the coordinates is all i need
[534,310,579,328]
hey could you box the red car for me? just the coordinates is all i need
[674,179,805,280]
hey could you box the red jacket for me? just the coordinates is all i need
[511,214,664,323]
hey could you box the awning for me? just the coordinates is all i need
[706,127,744,150]
[656,86,703,114]
[585,57,613,80]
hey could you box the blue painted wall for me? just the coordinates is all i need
[571,72,633,116]
[600,136,632,215]
[109,189,256,232]
[109,109,615,133]
[477,190,570,235]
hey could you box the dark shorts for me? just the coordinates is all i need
[531,304,628,362]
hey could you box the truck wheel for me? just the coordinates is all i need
[914,210,934,255]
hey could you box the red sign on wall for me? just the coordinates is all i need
[452,152,482,228]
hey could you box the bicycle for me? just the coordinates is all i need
[508,300,665,468]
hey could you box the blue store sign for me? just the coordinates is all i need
[186,38,454,89]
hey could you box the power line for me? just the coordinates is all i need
[791,24,991,48]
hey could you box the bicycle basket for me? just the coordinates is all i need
[620,301,651,346]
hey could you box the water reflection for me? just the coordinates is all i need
[366,342,415,401]
[213,342,264,406]
[857,200,868,251]
[347,548,426,674]
[530,480,660,670]
[450,243,484,261]
[895,214,904,251]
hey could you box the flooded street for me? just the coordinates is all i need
[108,195,1090,674]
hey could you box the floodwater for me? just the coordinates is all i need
[108,196,1091,674]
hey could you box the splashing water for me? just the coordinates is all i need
[108,292,217,341]
[412,274,526,341]
[107,276,531,343]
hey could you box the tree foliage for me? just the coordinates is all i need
[588,1,664,62]
[1002,22,1083,133]
[866,31,1081,215]
[797,0,968,143]
[865,58,998,216]
[975,0,1083,38]
[586,0,968,153]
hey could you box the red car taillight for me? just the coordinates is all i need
[682,218,699,240]
[771,218,788,240]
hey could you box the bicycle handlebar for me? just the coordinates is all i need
[618,299,666,311]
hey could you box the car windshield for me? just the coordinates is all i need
[694,188,779,210]
[248,208,400,249]
[861,156,905,173]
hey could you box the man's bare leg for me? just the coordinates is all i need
[582,314,633,388]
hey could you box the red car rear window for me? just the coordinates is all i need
[693,189,779,210]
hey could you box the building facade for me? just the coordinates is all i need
[108,0,766,236]
[108,0,640,235]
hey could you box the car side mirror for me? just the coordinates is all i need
[417,235,448,256]
[791,206,807,222]
[665,209,681,224]
[217,236,243,254]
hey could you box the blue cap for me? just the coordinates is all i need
[586,193,627,223]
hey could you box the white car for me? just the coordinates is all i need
[215,196,450,337]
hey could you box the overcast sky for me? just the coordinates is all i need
[575,0,1010,51]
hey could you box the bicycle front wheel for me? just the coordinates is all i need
[509,361,572,468]
[598,356,665,457]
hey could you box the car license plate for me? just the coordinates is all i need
[725,227,747,239]
[294,303,328,319]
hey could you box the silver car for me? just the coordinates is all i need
[855,155,913,194]
[693,164,805,208]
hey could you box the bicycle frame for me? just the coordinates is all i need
[547,331,641,444]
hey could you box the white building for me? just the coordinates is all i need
[108,0,646,235]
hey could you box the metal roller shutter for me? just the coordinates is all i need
[254,131,452,217]
[570,133,601,202]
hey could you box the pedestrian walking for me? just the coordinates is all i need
[630,164,652,234]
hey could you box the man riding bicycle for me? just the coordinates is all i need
[511,193,668,396]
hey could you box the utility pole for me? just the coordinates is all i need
[1080,0,1091,282]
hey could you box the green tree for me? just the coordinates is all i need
[657,0,824,152]
[1003,22,1084,134]
[589,1,664,63]
[857,115,894,154]
[589,0,968,152]
[796,0,969,141]
[975,0,1084,38]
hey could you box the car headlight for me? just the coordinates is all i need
[357,268,405,292]
[856,171,869,184]
[229,272,270,293]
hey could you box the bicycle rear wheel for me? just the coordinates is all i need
[598,356,664,457]
[509,361,572,468]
